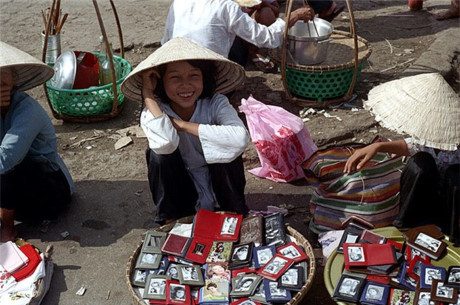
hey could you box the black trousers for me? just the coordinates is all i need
[1,158,71,222]
[308,0,333,14]
[393,152,460,244]
[146,148,248,224]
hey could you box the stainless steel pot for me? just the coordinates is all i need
[286,18,334,65]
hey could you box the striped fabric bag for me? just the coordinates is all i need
[302,142,405,233]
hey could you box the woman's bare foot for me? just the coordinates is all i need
[436,8,460,20]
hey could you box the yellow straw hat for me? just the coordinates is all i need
[0,41,54,91]
[121,37,245,103]
[365,73,460,151]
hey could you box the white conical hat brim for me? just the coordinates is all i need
[0,41,54,91]
[365,73,460,151]
[121,37,245,103]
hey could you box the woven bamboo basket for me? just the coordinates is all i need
[272,0,372,108]
[42,0,129,123]
[125,215,316,305]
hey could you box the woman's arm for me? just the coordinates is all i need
[142,69,163,117]
[343,139,410,174]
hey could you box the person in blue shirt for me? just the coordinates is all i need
[0,41,74,242]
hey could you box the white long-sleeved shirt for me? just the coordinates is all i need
[161,0,285,58]
[141,94,249,210]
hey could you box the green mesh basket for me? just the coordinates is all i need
[285,63,363,102]
[46,53,132,117]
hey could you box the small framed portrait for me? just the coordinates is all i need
[332,274,365,303]
[337,225,364,254]
[206,241,233,263]
[131,268,149,287]
[347,245,365,263]
[166,263,180,280]
[419,264,446,289]
[445,265,460,289]
[231,298,259,305]
[166,281,190,304]
[230,274,262,297]
[201,280,230,302]
[388,289,415,305]
[253,245,276,269]
[277,242,308,263]
[135,251,162,269]
[263,279,291,303]
[142,231,167,253]
[430,279,458,303]
[414,233,442,253]
[142,274,170,300]
[278,266,304,291]
[264,213,286,247]
[221,216,238,235]
[249,281,267,304]
[258,254,294,281]
[407,255,431,281]
[413,289,433,305]
[405,245,428,263]
[230,242,254,264]
[359,282,390,305]
[397,262,417,291]
[177,264,204,286]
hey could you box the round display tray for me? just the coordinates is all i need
[126,215,316,305]
[323,226,460,305]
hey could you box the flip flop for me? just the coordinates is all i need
[322,5,345,22]
[251,55,276,73]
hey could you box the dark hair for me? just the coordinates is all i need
[207,282,217,290]
[154,60,217,104]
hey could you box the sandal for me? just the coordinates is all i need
[321,5,345,22]
[251,55,276,73]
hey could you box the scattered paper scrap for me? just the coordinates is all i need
[114,136,133,150]
[76,286,86,296]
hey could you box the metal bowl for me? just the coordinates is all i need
[286,18,334,65]
[288,18,334,42]
[49,51,76,89]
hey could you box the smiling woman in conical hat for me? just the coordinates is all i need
[122,37,246,103]
[0,41,74,242]
[121,37,250,226]
[343,73,459,243]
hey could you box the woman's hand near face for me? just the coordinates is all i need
[142,69,163,117]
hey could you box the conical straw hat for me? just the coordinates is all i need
[365,73,460,151]
[0,41,54,91]
[121,37,245,103]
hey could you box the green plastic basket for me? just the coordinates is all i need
[46,53,132,117]
[285,64,363,102]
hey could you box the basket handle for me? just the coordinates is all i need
[280,0,360,105]
[93,0,118,115]
[344,0,359,98]
[42,0,63,120]
[42,0,126,121]
[280,0,294,100]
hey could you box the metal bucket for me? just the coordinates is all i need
[286,18,334,65]
[41,31,61,65]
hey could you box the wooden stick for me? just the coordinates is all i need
[56,13,68,34]
[41,10,47,32]
[53,0,61,34]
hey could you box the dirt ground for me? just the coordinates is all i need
[1,0,459,304]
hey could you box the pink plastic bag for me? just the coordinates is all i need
[239,96,317,182]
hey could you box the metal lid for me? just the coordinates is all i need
[49,50,76,89]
